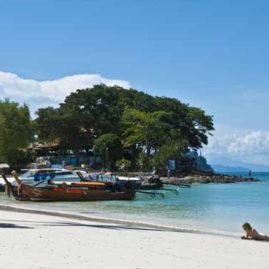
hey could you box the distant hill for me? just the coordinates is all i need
[206,154,269,172]
[212,164,249,173]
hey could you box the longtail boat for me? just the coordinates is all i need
[4,171,135,202]
[140,176,163,190]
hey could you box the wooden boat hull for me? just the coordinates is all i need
[19,184,135,202]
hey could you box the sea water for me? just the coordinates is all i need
[1,172,268,235]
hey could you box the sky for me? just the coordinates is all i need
[1,0,269,168]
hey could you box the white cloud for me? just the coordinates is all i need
[203,125,269,165]
[0,71,130,114]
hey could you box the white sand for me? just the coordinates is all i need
[0,210,268,269]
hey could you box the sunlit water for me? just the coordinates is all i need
[1,172,268,235]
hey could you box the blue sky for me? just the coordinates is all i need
[1,0,269,167]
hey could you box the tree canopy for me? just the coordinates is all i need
[93,133,122,170]
[35,85,214,170]
[0,100,32,165]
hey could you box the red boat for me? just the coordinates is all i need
[2,172,135,202]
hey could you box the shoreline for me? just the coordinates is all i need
[0,203,239,239]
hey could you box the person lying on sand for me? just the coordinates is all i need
[241,222,269,241]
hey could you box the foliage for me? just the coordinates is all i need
[137,151,151,171]
[116,158,132,173]
[35,107,59,142]
[121,108,170,153]
[35,85,214,170]
[0,100,32,165]
[93,133,122,170]
[152,140,188,168]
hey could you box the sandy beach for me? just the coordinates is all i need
[0,209,268,269]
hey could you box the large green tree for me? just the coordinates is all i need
[35,85,214,170]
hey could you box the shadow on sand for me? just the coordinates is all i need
[1,219,163,231]
[0,222,32,229]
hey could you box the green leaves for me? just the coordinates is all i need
[0,100,32,164]
[115,158,132,172]
[121,108,170,150]
[35,107,59,142]
[94,134,122,160]
[35,85,214,170]
[152,140,188,168]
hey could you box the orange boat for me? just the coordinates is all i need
[3,172,135,202]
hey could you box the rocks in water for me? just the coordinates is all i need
[161,173,259,185]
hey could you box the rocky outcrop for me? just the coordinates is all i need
[161,174,259,185]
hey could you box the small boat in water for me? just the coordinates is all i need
[89,172,164,190]
[2,172,135,202]
[140,176,164,190]
[14,168,88,185]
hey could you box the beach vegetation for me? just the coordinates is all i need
[116,158,132,173]
[35,85,214,170]
[0,100,33,165]
[93,133,122,170]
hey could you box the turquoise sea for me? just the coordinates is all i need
[1,172,269,235]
